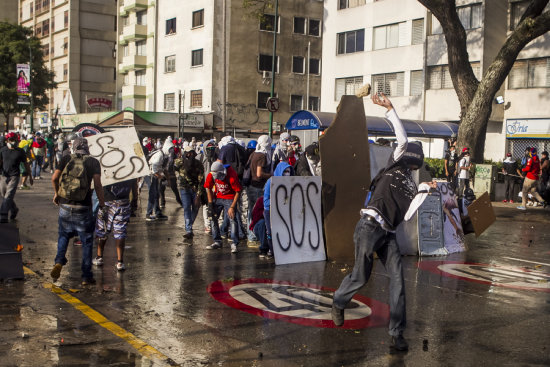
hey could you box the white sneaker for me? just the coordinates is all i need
[206,243,221,250]
[92,256,104,266]
[231,244,238,253]
[517,206,527,211]
[116,262,125,271]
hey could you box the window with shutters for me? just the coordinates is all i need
[337,29,365,55]
[290,95,303,111]
[373,23,401,50]
[135,70,146,86]
[338,0,366,10]
[192,49,203,66]
[309,58,320,75]
[292,56,304,74]
[164,93,175,111]
[166,18,176,34]
[165,55,176,73]
[136,40,146,56]
[308,96,320,111]
[410,70,423,96]
[335,76,363,101]
[428,63,480,89]
[411,19,424,45]
[260,14,279,32]
[457,4,482,30]
[123,45,129,57]
[136,11,147,26]
[511,1,529,30]
[258,54,279,72]
[190,90,202,107]
[294,17,305,34]
[372,72,404,97]
[123,73,129,86]
[192,9,204,28]
[508,58,550,89]
[430,14,442,35]
[309,19,321,36]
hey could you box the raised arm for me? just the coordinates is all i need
[372,93,407,162]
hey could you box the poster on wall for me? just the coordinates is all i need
[436,181,466,253]
[16,64,30,105]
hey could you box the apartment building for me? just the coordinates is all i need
[321,0,550,161]
[117,0,324,136]
[19,0,117,126]
[2,0,18,22]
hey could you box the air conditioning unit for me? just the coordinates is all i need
[262,70,272,79]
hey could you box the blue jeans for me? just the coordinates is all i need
[180,188,198,233]
[263,208,273,253]
[246,186,263,241]
[147,175,162,216]
[32,155,44,177]
[253,218,270,254]
[211,198,239,246]
[220,209,246,239]
[55,204,95,280]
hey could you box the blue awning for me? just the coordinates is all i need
[285,110,458,138]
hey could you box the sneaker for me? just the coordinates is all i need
[36,176,41,180]
[146,214,157,222]
[390,334,409,351]
[527,202,533,206]
[204,227,211,233]
[183,232,194,239]
[517,206,527,211]
[92,256,104,266]
[73,239,82,246]
[206,243,221,250]
[502,200,508,203]
[50,263,63,281]
[331,304,345,326]
[159,204,165,210]
[156,214,168,220]
[19,185,30,190]
[247,240,260,248]
[50,169,53,173]
[259,252,266,259]
[81,278,96,286]
[231,244,238,253]
[9,207,19,220]
[116,262,126,271]
[266,250,274,259]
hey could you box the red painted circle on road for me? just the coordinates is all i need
[207,278,389,329]
[418,261,550,292]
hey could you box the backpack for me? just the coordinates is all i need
[58,154,89,201]
[241,155,253,187]
[231,144,246,178]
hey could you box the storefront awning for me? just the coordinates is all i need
[285,110,458,139]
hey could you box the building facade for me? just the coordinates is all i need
[19,0,117,128]
[2,0,18,23]
[321,0,550,161]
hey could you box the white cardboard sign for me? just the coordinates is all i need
[86,127,150,186]
[271,176,326,265]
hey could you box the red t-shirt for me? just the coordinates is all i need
[204,165,241,200]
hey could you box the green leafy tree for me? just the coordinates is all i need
[0,22,56,132]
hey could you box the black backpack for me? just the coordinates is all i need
[241,155,253,187]
[231,144,246,179]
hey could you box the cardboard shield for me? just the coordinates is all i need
[467,191,496,237]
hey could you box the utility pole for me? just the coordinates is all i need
[268,0,279,138]
[29,43,34,132]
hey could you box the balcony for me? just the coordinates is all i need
[122,0,148,12]
[119,55,147,73]
[122,84,147,98]
[119,23,147,43]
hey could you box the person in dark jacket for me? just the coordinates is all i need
[331,93,437,352]
[295,142,321,176]
[502,153,521,203]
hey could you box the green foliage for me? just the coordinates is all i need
[424,158,446,178]
[0,22,56,125]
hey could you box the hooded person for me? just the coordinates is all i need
[159,137,182,207]
[331,93,437,351]
[296,142,321,176]
[200,139,219,232]
[518,147,546,210]
[502,153,521,203]
[218,135,246,180]
[271,132,290,172]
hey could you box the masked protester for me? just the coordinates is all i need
[271,132,290,172]
[518,147,546,210]
[331,93,437,352]
[174,146,204,239]
[200,140,218,233]
[287,135,301,167]
[502,153,521,203]
[296,142,321,176]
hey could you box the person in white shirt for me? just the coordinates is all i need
[457,148,471,196]
[145,148,167,221]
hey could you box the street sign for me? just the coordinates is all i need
[208,278,389,329]
[266,97,279,112]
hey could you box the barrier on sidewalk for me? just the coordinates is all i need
[0,223,24,279]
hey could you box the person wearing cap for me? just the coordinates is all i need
[457,147,472,196]
[203,161,242,253]
[174,145,204,239]
[518,147,546,210]
[331,93,437,351]
[50,137,105,285]
[0,133,33,223]
[502,153,521,203]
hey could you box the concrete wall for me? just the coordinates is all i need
[1,0,17,23]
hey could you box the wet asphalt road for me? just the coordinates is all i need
[1,173,549,366]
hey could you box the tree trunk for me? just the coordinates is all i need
[2,112,9,133]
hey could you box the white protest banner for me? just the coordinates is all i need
[271,176,326,265]
[86,127,150,186]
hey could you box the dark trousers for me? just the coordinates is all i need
[504,175,517,201]
[160,175,181,206]
[333,215,406,337]
[253,218,270,254]
[146,176,162,216]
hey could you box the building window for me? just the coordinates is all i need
[373,23,401,50]
[42,19,49,36]
[335,76,363,101]
[428,65,452,89]
[457,4,482,30]
[308,96,320,111]
[136,11,147,26]
[192,9,204,28]
[410,70,423,96]
[191,49,203,67]
[164,93,175,110]
[30,2,33,16]
[123,73,129,86]
[64,10,68,28]
[43,43,49,58]
[123,45,129,57]
[290,95,303,111]
[63,37,68,55]
[165,55,176,73]
[122,16,129,27]
[135,70,146,86]
[136,40,146,56]
[292,56,304,74]
[166,18,176,34]
[35,25,41,36]
[309,19,321,36]
[309,58,320,75]
[338,0,366,10]
[190,90,202,107]
[260,14,279,32]
[294,17,305,34]
[337,29,365,55]
[258,54,279,72]
[508,58,550,89]
[431,15,442,35]
[257,92,275,109]
[411,18,424,45]
[63,64,68,81]
[372,72,404,97]
[511,1,529,30]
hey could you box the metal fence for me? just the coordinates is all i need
[507,139,550,159]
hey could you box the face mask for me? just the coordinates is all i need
[213,171,226,181]
[307,156,319,165]
[282,169,291,176]
[7,142,15,148]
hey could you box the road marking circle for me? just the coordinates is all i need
[207,278,389,329]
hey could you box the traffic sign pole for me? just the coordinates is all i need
[268,0,279,138]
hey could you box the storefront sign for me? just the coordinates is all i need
[506,118,550,138]
[87,97,112,109]
[183,114,205,128]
